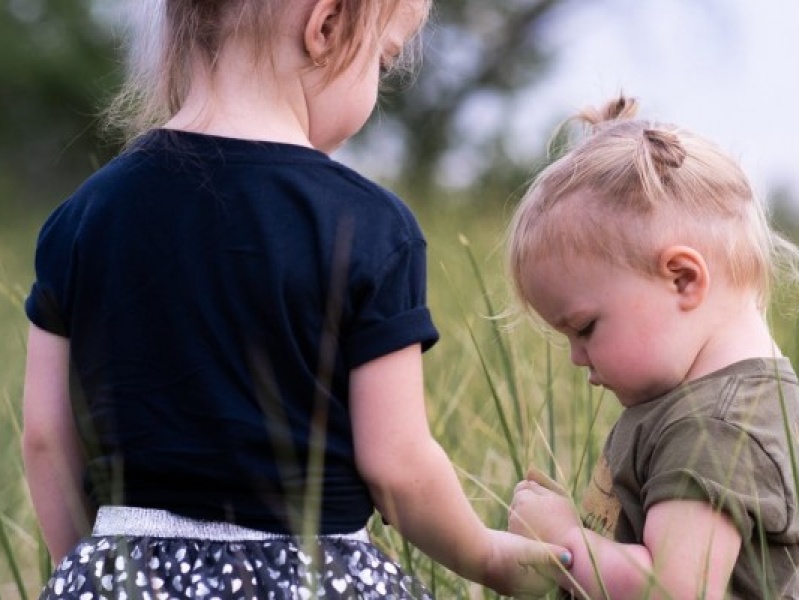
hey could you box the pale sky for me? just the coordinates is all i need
[512,0,798,208]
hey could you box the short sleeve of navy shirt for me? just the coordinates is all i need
[25,129,439,534]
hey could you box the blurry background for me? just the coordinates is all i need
[1,0,797,597]
[2,0,797,218]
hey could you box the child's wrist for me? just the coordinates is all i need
[552,527,585,574]
[560,526,587,555]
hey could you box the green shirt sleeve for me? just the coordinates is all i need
[640,416,791,539]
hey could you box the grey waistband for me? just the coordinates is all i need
[93,506,370,543]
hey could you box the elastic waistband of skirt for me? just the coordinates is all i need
[93,506,370,543]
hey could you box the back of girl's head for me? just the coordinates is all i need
[107,0,431,139]
[508,94,799,309]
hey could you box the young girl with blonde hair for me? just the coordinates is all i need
[506,94,799,598]
[22,1,569,598]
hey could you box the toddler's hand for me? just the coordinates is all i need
[509,478,581,547]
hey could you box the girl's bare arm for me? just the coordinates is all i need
[22,325,91,563]
[350,344,569,596]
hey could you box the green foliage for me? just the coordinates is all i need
[0,0,569,208]
[0,1,119,207]
[0,204,43,598]
[368,0,563,193]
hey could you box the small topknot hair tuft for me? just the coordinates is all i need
[643,128,687,175]
[578,93,639,127]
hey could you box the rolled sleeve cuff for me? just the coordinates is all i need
[344,307,439,368]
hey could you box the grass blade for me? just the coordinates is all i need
[0,516,29,600]
[545,341,555,478]
[464,318,524,480]
[459,236,525,439]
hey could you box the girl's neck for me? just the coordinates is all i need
[164,47,313,147]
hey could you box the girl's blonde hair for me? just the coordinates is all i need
[508,94,799,309]
[106,0,431,140]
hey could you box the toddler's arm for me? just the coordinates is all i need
[510,479,741,599]
[22,325,92,563]
[350,345,569,597]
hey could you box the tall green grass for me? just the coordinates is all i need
[0,203,49,599]
[1,199,797,599]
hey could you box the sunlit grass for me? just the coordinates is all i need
[1,199,797,599]
[0,204,46,599]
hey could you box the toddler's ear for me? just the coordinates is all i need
[659,245,709,310]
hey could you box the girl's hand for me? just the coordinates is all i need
[509,479,582,547]
[483,529,571,598]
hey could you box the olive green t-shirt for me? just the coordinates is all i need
[581,358,799,599]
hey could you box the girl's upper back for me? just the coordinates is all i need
[26,129,439,534]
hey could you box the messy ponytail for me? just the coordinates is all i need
[508,94,799,310]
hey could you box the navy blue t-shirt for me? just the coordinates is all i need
[25,129,439,534]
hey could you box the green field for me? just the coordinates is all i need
[1,194,796,599]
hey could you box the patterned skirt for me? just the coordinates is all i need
[39,506,433,599]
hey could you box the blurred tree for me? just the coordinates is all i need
[3,0,795,228]
[0,0,567,208]
[352,0,565,197]
[0,0,118,207]
[770,186,799,243]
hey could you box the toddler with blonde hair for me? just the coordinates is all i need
[507,94,799,598]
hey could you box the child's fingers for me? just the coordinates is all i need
[508,486,547,533]
[510,486,534,514]
[513,479,539,495]
[514,479,553,498]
